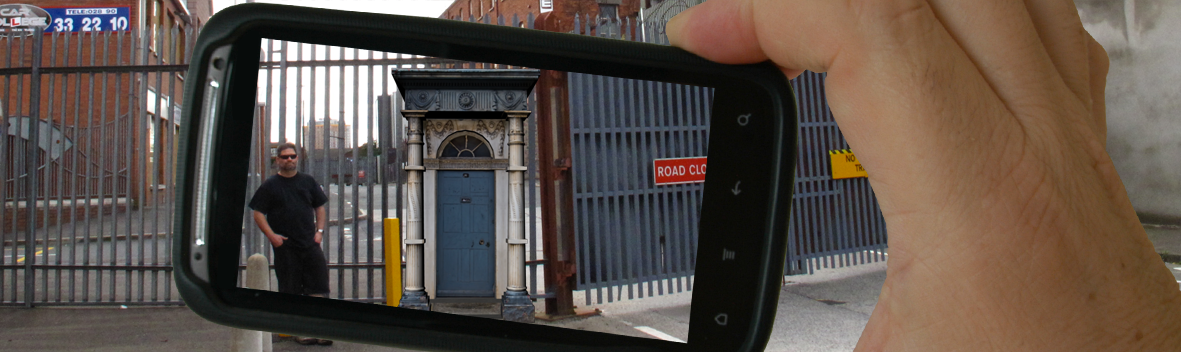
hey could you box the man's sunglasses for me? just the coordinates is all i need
[277,155,297,160]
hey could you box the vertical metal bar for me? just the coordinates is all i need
[656,80,673,289]
[98,30,114,303]
[279,41,288,145]
[595,74,614,302]
[366,57,375,299]
[155,25,176,302]
[570,73,591,305]
[351,47,361,300]
[589,73,607,303]
[642,79,661,296]
[121,29,139,298]
[622,77,640,299]
[627,77,649,298]
[12,26,29,306]
[22,29,46,307]
[673,83,690,291]
[308,48,323,283]
[527,89,538,296]
[650,81,668,294]
[46,30,62,304]
[609,75,625,301]
[128,26,146,302]
[686,85,706,291]
[0,28,12,305]
[807,73,822,270]
[615,76,634,300]
[644,78,661,295]
[58,29,77,303]
[334,46,345,299]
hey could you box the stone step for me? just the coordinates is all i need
[431,297,502,320]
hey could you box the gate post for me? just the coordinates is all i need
[534,11,578,318]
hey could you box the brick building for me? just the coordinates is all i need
[1,0,211,231]
[439,0,641,33]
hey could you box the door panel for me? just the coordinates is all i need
[437,170,496,297]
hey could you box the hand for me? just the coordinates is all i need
[314,230,323,244]
[668,1,1181,350]
[269,234,287,248]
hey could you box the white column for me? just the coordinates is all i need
[399,111,430,310]
[506,112,528,291]
[500,111,534,323]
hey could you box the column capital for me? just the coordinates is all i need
[402,110,429,119]
[505,110,532,120]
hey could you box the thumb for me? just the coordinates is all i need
[666,0,768,65]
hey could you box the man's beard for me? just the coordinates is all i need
[280,163,297,172]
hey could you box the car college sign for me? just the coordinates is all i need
[0,4,51,36]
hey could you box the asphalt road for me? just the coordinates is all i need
[0,262,886,351]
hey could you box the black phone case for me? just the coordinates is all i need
[175,3,797,351]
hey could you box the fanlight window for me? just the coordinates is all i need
[440,134,492,158]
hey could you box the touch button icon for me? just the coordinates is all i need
[715,313,729,326]
[737,113,750,126]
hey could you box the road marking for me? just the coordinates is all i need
[1173,267,1181,271]
[634,326,685,343]
[16,247,54,263]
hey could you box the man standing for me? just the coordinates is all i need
[248,142,333,346]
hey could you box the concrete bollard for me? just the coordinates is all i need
[232,254,273,352]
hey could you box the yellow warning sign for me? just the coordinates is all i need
[829,149,867,180]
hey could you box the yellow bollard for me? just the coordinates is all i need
[384,218,402,306]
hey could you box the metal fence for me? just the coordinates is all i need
[1,25,194,306]
[239,24,548,303]
[0,8,888,308]
[568,73,710,305]
[787,72,888,274]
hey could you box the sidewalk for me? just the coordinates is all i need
[1145,224,1181,262]
[1,224,1177,351]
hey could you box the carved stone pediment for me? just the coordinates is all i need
[421,119,511,159]
[394,69,540,112]
[403,90,530,112]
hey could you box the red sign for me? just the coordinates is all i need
[653,157,707,186]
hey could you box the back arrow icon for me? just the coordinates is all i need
[731,181,742,195]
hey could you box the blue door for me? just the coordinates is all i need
[437,171,496,297]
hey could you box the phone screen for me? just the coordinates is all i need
[239,38,712,342]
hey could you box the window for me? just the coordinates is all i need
[440,134,492,158]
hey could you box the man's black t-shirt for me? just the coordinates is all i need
[248,173,328,249]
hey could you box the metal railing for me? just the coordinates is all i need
[1,24,195,306]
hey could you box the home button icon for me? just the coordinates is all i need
[714,313,729,326]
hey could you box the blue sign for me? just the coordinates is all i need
[42,7,130,33]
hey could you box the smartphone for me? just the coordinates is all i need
[175,3,796,351]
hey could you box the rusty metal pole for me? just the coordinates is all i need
[534,12,578,318]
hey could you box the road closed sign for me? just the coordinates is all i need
[653,157,707,186]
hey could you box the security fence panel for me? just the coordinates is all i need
[567,72,711,305]
[1,25,193,306]
[786,71,888,275]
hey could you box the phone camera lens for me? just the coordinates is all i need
[212,58,224,70]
